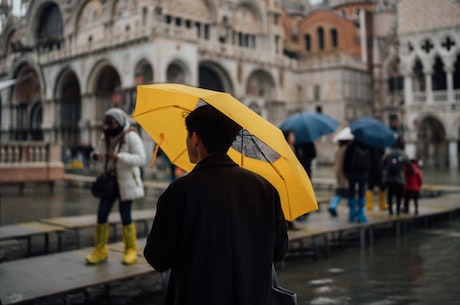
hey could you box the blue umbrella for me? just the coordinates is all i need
[349,117,396,149]
[280,112,339,143]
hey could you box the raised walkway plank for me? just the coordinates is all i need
[0,239,153,305]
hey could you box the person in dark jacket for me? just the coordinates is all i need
[144,104,289,305]
[382,140,411,215]
[343,139,370,223]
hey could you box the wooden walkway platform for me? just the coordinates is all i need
[0,209,155,258]
[0,239,156,305]
[0,189,459,304]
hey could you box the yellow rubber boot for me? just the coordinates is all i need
[378,191,389,210]
[122,223,138,265]
[86,223,109,264]
[365,190,374,211]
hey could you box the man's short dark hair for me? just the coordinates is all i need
[185,104,242,153]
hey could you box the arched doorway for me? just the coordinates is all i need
[56,70,81,148]
[94,66,121,120]
[198,62,233,93]
[12,65,42,141]
[417,116,447,168]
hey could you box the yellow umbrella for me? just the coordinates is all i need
[133,83,318,221]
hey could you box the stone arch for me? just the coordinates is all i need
[4,28,20,54]
[158,0,217,23]
[10,63,43,141]
[233,2,265,34]
[166,60,190,84]
[416,113,448,168]
[134,59,154,85]
[246,69,276,99]
[54,67,82,148]
[76,0,106,31]
[67,0,108,35]
[198,61,234,94]
[24,1,64,50]
[87,60,122,120]
[111,0,138,19]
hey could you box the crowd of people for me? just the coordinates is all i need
[324,115,423,224]
[84,105,423,304]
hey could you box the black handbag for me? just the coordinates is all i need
[91,170,118,198]
[272,264,297,305]
[91,136,123,199]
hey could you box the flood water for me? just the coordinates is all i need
[278,220,460,305]
[1,166,460,304]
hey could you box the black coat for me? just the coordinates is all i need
[144,154,288,305]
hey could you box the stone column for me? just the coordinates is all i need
[445,66,454,104]
[425,72,433,104]
[403,72,413,105]
[448,140,458,170]
[424,61,433,104]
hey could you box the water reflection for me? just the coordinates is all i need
[277,221,460,304]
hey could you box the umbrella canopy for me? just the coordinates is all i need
[333,127,354,142]
[349,117,396,149]
[279,111,339,143]
[133,83,318,221]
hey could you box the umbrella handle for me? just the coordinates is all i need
[149,144,160,168]
[149,133,164,168]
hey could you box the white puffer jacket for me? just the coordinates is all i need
[95,128,146,201]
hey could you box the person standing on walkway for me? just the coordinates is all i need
[144,105,288,305]
[283,129,299,229]
[343,139,370,223]
[382,139,411,216]
[328,139,350,217]
[86,108,146,265]
[403,159,423,215]
[366,147,388,211]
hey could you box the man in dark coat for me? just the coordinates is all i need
[343,139,370,223]
[144,104,289,305]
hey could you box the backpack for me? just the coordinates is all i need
[386,151,403,175]
[350,144,369,172]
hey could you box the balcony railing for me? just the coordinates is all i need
[413,89,460,105]
[0,142,65,184]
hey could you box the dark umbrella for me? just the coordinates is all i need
[279,111,339,143]
[350,117,396,149]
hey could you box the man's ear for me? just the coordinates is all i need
[190,131,200,147]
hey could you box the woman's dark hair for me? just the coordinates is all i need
[185,104,242,153]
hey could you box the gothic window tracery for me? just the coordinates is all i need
[432,56,447,91]
[413,59,425,92]
[441,36,456,52]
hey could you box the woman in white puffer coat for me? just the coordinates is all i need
[86,107,146,265]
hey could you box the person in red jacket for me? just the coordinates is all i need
[403,159,423,215]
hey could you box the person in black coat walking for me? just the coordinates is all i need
[144,105,288,305]
[343,139,370,223]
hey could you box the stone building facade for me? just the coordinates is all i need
[0,0,459,169]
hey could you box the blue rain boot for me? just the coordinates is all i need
[328,195,341,217]
[347,198,357,223]
[356,198,368,223]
